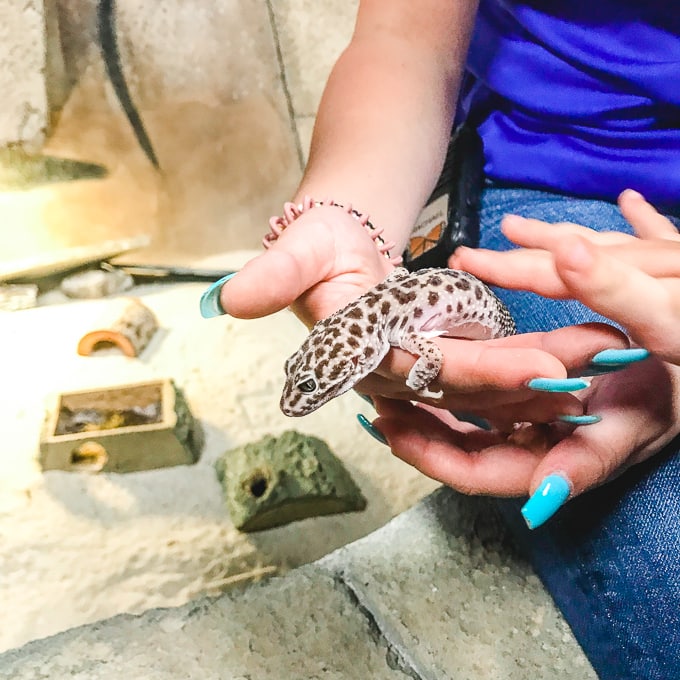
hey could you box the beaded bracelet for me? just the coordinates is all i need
[264,196,403,265]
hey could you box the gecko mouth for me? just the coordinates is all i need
[280,392,307,417]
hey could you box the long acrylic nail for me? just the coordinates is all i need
[199,272,237,318]
[451,411,492,431]
[590,348,650,366]
[356,414,387,445]
[521,473,571,529]
[578,348,650,377]
[556,414,602,425]
[527,377,589,393]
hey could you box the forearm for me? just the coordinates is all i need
[295,0,479,252]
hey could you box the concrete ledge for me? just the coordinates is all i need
[0,488,595,679]
[319,488,596,679]
[0,568,402,679]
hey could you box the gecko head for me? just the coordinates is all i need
[279,304,388,416]
[280,348,362,417]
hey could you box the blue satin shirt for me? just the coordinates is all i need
[463,0,680,211]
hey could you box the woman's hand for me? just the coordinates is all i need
[220,204,395,327]
[451,190,680,364]
[371,356,680,527]
[359,322,628,425]
[217,206,628,423]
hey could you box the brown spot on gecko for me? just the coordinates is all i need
[347,336,360,349]
[364,294,380,308]
[428,291,439,306]
[455,278,471,291]
[391,289,417,305]
[368,312,378,324]
[457,301,463,313]
[429,275,443,286]
[365,347,375,358]
[475,285,483,300]
[381,300,391,315]
[413,307,423,318]
[446,284,454,293]
[446,304,453,313]
[329,343,345,359]
[346,307,364,319]
[328,361,348,381]
[349,323,363,337]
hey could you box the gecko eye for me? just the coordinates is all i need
[297,378,317,394]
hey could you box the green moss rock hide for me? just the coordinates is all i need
[216,430,367,532]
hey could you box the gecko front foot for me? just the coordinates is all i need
[405,366,444,400]
[401,334,444,400]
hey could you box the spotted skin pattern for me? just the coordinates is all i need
[280,267,516,416]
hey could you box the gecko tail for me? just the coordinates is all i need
[97,0,160,170]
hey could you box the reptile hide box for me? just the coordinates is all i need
[39,379,203,473]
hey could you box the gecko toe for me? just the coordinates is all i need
[416,387,444,400]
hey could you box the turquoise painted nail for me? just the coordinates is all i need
[356,414,387,445]
[199,272,237,318]
[521,474,571,530]
[527,377,589,392]
[451,411,492,431]
[575,348,651,377]
[556,414,602,425]
[590,348,650,366]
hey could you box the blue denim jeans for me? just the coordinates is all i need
[478,187,680,680]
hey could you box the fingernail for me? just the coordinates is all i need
[521,473,572,530]
[502,213,524,224]
[451,411,492,431]
[556,414,602,425]
[199,273,237,318]
[527,377,590,392]
[577,348,651,376]
[590,348,650,366]
[356,414,387,445]
[620,188,644,201]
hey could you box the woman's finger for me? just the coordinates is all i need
[618,189,680,240]
[500,215,634,249]
[522,359,680,528]
[373,399,546,496]
[553,236,680,358]
[450,246,568,296]
[219,246,328,319]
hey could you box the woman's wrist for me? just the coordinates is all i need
[266,196,403,265]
